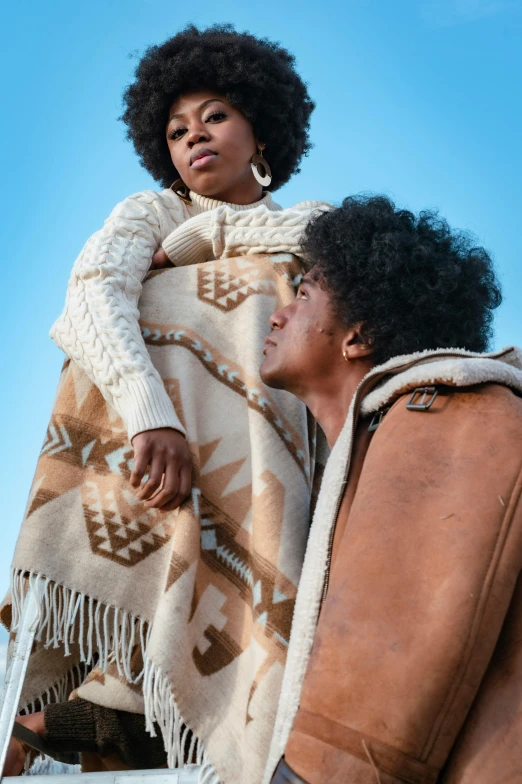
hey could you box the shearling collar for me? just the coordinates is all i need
[360,346,522,416]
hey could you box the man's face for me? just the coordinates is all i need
[260,271,345,396]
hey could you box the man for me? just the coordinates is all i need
[261,195,522,784]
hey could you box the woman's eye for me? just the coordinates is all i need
[206,111,226,123]
[168,127,186,141]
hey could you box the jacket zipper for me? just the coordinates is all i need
[319,349,482,606]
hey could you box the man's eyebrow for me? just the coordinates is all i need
[168,98,224,124]
[301,276,318,287]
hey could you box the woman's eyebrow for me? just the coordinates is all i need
[168,98,224,124]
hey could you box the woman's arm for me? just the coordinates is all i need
[51,191,192,510]
[51,191,183,441]
[45,700,168,768]
[157,201,332,267]
[3,701,167,775]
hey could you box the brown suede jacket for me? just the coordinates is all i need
[266,347,522,784]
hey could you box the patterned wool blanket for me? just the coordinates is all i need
[4,254,322,784]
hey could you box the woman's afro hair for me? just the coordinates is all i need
[302,195,502,365]
[121,24,315,191]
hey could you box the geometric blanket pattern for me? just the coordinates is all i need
[6,254,320,784]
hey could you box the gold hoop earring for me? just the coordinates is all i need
[170,178,192,204]
[343,350,350,363]
[251,149,272,187]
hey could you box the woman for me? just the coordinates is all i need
[257,196,522,784]
[52,23,324,512]
[3,25,327,784]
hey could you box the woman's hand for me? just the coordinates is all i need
[130,428,192,511]
[3,736,25,776]
[4,712,46,776]
[150,247,172,269]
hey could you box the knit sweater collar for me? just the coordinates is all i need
[189,190,280,213]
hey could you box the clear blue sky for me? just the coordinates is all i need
[1,0,521,641]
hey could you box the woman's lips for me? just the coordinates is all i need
[190,152,218,169]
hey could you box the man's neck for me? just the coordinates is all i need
[303,362,372,448]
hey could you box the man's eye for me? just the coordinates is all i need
[297,287,308,299]
[168,127,186,140]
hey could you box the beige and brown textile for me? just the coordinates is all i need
[5,254,320,784]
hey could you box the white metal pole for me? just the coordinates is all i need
[0,577,44,777]
[23,769,202,783]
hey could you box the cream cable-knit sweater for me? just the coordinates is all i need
[51,188,329,441]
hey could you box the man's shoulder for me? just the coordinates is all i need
[383,380,522,453]
[388,379,522,419]
[362,381,522,527]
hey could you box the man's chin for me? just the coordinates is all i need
[259,358,287,390]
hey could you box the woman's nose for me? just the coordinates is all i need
[186,126,210,146]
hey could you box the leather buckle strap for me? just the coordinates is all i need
[406,386,439,411]
[292,711,440,784]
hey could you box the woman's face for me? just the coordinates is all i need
[166,90,264,205]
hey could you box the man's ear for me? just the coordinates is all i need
[341,326,374,361]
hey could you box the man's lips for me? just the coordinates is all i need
[190,148,218,168]
[262,337,277,355]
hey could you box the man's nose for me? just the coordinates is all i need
[269,307,288,329]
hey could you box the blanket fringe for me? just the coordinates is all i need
[10,569,151,686]
[144,659,220,783]
[19,662,85,715]
[11,569,219,781]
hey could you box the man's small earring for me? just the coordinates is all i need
[343,350,350,362]
[251,148,272,187]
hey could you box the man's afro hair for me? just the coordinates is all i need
[303,195,502,365]
[121,24,315,191]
